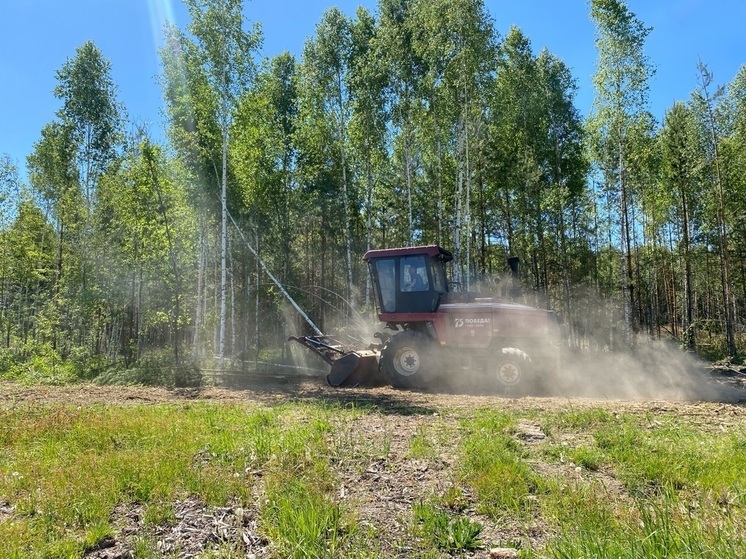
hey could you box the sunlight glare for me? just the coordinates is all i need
[147,0,177,51]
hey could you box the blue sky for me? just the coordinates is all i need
[1,0,744,179]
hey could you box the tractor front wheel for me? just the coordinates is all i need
[381,331,434,389]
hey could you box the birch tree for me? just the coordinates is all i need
[54,41,121,208]
[349,7,387,308]
[376,0,424,246]
[411,0,496,288]
[659,102,701,350]
[587,0,654,345]
[181,0,261,368]
[298,8,357,310]
[52,41,123,349]
[535,49,588,331]
[0,156,20,346]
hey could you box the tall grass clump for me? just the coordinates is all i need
[549,489,746,559]
[540,408,615,434]
[458,410,538,518]
[261,477,354,558]
[539,411,746,558]
[594,418,746,496]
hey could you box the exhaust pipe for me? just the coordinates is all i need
[507,256,522,299]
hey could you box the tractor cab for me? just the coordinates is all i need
[363,245,452,315]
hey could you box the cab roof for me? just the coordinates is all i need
[362,245,453,262]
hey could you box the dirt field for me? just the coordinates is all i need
[2,366,745,558]
[2,359,745,411]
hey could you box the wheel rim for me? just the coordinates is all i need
[394,347,420,376]
[497,361,521,385]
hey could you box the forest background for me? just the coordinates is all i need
[1,0,745,384]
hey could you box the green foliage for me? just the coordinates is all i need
[93,351,202,388]
[413,501,483,553]
[53,40,122,200]
[0,346,76,385]
[184,0,261,127]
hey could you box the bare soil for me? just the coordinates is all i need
[1,365,745,558]
[2,361,743,409]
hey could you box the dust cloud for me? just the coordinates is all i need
[286,315,745,403]
[282,287,745,404]
[539,339,744,403]
[433,337,745,403]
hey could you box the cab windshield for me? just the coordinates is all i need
[370,254,447,314]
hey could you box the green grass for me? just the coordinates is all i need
[1,393,745,558]
[548,488,745,559]
[413,500,483,553]
[261,477,352,558]
[0,402,356,558]
[535,410,746,558]
[408,425,438,459]
[593,417,746,495]
[458,410,541,519]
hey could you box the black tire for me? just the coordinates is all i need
[493,347,533,394]
[380,331,434,389]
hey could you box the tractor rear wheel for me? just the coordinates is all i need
[493,347,533,394]
[381,331,434,389]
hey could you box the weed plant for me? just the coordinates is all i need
[413,500,483,553]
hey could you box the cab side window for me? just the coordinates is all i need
[430,257,447,293]
[374,259,396,312]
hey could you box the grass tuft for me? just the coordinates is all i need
[413,501,483,553]
[459,410,539,518]
[261,477,352,558]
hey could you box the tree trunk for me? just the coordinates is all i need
[698,61,736,357]
[364,143,373,310]
[619,142,635,346]
[336,72,354,313]
[193,221,205,364]
[453,117,465,289]
[229,235,236,362]
[255,229,260,366]
[681,189,695,350]
[219,128,228,370]
[464,100,472,292]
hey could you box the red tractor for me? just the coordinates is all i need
[291,245,560,392]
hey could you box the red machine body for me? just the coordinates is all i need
[292,245,560,391]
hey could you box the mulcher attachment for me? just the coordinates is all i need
[288,335,380,387]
